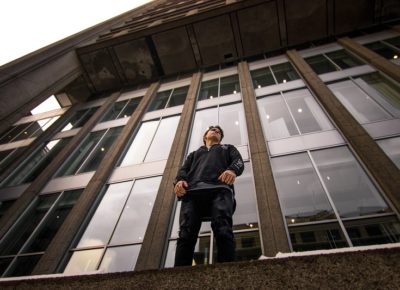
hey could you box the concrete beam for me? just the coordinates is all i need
[238,61,290,256]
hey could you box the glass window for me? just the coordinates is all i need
[270,62,300,83]
[325,50,364,69]
[328,79,392,123]
[64,249,103,273]
[61,107,98,131]
[311,147,390,218]
[55,127,122,177]
[2,138,71,187]
[250,67,275,89]
[199,79,219,101]
[120,98,141,117]
[166,86,189,107]
[0,200,15,219]
[187,107,218,152]
[385,36,400,50]
[271,153,335,225]
[377,137,400,169]
[100,100,129,122]
[365,42,399,60]
[148,90,172,112]
[7,255,42,277]
[305,55,338,75]
[99,245,141,272]
[231,231,262,262]
[0,147,26,174]
[219,74,240,96]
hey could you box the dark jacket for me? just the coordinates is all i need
[175,144,244,190]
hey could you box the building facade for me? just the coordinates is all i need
[0,0,399,278]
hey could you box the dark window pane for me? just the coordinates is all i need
[148,90,172,111]
[0,194,58,255]
[0,258,13,276]
[219,74,240,96]
[7,255,42,277]
[271,62,300,83]
[61,107,98,131]
[78,127,123,173]
[167,86,189,107]
[0,123,32,144]
[199,79,219,100]
[100,100,129,122]
[0,200,15,219]
[3,138,71,187]
[233,231,262,262]
[120,98,141,117]
[23,189,82,253]
[289,223,348,252]
[0,147,27,174]
[326,50,364,69]
[365,42,399,60]
[385,36,400,49]
[250,67,276,88]
[305,55,337,74]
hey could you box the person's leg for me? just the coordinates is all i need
[174,198,202,266]
[210,190,235,263]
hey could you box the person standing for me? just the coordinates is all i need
[174,125,244,266]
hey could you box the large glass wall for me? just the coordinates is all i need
[250,62,300,89]
[198,74,240,100]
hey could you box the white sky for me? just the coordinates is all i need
[0,0,153,66]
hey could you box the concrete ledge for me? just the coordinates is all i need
[1,245,399,289]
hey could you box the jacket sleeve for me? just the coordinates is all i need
[175,151,195,183]
[227,145,244,177]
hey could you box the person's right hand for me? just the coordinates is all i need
[175,180,188,197]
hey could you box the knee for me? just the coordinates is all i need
[212,219,233,240]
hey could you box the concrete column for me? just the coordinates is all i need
[338,37,400,83]
[32,82,160,274]
[238,61,290,256]
[0,104,80,182]
[287,50,400,213]
[135,72,202,271]
[0,92,120,240]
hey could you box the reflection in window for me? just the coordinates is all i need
[2,138,71,187]
[270,62,300,83]
[365,41,400,60]
[250,62,300,89]
[198,74,240,100]
[119,115,180,166]
[55,127,122,177]
[188,103,247,152]
[377,137,400,169]
[0,147,26,174]
[250,67,275,89]
[257,89,332,140]
[0,189,82,277]
[64,177,161,274]
[304,55,338,74]
[61,107,98,132]
[305,50,363,75]
[147,86,189,112]
[100,97,141,122]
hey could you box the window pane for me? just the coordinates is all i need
[188,107,218,153]
[0,123,32,144]
[0,200,15,219]
[148,90,171,111]
[120,98,141,118]
[270,62,300,83]
[219,103,248,146]
[283,89,332,134]
[119,120,159,166]
[99,245,141,272]
[164,240,177,268]
[23,189,82,253]
[257,94,299,140]
[344,216,400,246]
[64,249,103,273]
[305,55,337,74]
[365,42,399,60]
[167,86,189,108]
[385,36,400,50]
[219,74,240,96]
[194,236,211,266]
[250,67,275,88]
[100,100,129,122]
[3,138,71,187]
[61,107,98,131]
[199,79,219,101]
[328,79,392,123]
[326,50,363,69]
[311,147,391,218]
[12,120,50,142]
[0,258,13,276]
[358,73,400,117]
[0,194,59,255]
[233,231,262,262]
[7,255,42,277]
[110,177,161,244]
[78,126,123,173]
[144,116,179,162]
[55,130,105,177]
[0,147,26,173]
[289,223,348,251]
[377,137,400,169]
[233,165,258,230]
[77,182,133,248]
[271,153,335,224]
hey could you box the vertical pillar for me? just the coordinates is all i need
[135,72,202,271]
[238,61,290,256]
[32,83,160,274]
[338,37,400,83]
[287,49,400,212]
[0,92,120,240]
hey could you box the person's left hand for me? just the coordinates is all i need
[218,170,236,185]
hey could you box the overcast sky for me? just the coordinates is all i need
[0,0,153,66]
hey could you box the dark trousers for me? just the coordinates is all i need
[174,189,235,266]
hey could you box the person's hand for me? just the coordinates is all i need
[175,180,188,197]
[218,170,236,185]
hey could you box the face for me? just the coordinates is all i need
[204,127,222,143]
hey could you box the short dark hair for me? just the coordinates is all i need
[203,125,224,145]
